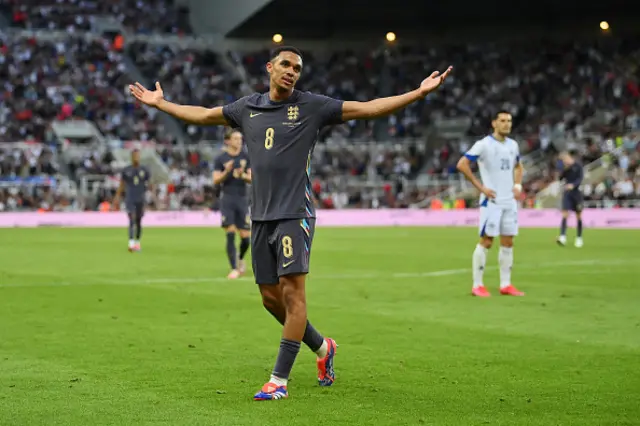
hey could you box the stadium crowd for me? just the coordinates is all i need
[582,132,640,207]
[239,37,640,139]
[78,141,430,211]
[2,132,638,212]
[0,0,191,35]
[0,33,167,143]
[0,141,76,211]
[127,41,242,142]
[0,3,639,211]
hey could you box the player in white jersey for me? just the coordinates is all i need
[456,111,525,297]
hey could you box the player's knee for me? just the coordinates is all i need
[280,276,307,316]
[259,286,282,312]
[225,225,237,233]
[284,294,306,318]
[239,230,251,239]
[261,294,280,312]
[479,237,493,249]
[561,211,569,219]
[500,237,514,248]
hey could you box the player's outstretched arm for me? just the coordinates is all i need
[341,67,452,121]
[129,82,227,126]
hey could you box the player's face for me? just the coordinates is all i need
[131,151,140,164]
[266,52,302,91]
[228,132,243,151]
[492,113,512,136]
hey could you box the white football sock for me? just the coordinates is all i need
[128,239,135,247]
[499,246,514,288]
[269,374,288,387]
[315,339,328,359]
[472,244,488,288]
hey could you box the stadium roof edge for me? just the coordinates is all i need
[185,0,274,37]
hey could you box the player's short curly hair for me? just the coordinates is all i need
[269,46,303,61]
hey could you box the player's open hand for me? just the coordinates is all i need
[419,66,453,97]
[129,81,164,107]
[481,186,497,199]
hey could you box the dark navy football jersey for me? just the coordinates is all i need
[560,162,584,193]
[213,150,250,197]
[120,165,150,204]
[222,90,343,221]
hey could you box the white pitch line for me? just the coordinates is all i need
[392,259,631,278]
[0,259,634,289]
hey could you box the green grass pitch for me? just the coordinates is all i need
[0,226,639,425]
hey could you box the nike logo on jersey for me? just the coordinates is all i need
[250,112,263,118]
[282,260,295,268]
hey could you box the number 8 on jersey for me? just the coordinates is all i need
[265,128,275,150]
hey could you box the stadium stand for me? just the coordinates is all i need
[0,141,80,211]
[238,38,640,139]
[0,0,192,34]
[0,4,638,211]
[0,33,162,143]
[127,41,243,141]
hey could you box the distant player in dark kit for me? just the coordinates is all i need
[213,129,252,279]
[556,151,584,248]
[113,149,151,252]
[129,46,452,400]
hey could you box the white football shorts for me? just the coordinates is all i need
[478,202,519,237]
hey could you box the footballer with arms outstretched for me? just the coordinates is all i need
[130,45,452,401]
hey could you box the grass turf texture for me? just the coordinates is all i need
[0,227,639,426]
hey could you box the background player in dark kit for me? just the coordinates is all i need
[213,129,252,279]
[113,149,152,252]
[129,46,452,400]
[556,151,585,247]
